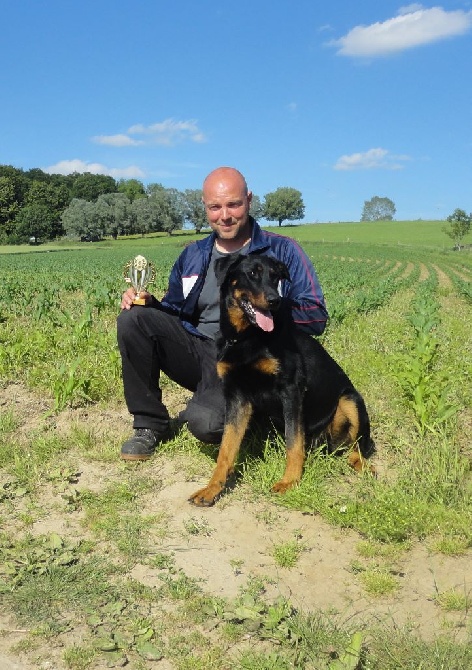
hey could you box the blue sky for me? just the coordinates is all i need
[1,1,471,222]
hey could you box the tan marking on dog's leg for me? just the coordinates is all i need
[329,396,360,441]
[340,398,376,474]
[272,428,305,494]
[189,403,253,506]
[330,397,375,475]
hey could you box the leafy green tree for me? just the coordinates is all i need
[183,189,207,232]
[95,193,132,239]
[147,184,184,235]
[14,203,57,244]
[117,178,146,202]
[131,197,154,235]
[24,181,69,238]
[70,172,116,201]
[25,180,69,210]
[361,196,396,221]
[61,198,102,240]
[443,208,472,249]
[263,187,305,226]
[249,193,264,221]
[0,176,21,237]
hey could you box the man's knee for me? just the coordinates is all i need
[117,305,156,343]
[183,403,224,444]
[117,306,138,340]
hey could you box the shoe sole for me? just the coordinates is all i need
[120,452,153,461]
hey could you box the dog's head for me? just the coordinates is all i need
[215,254,291,333]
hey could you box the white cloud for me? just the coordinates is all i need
[92,133,144,147]
[329,6,472,57]
[94,118,207,148]
[398,4,424,16]
[43,159,146,179]
[334,148,410,170]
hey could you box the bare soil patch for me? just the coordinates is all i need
[1,384,471,668]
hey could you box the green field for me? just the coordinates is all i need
[0,220,471,669]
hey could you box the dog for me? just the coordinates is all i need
[189,254,375,507]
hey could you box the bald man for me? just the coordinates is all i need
[117,167,328,460]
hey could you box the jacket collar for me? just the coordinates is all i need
[197,217,270,254]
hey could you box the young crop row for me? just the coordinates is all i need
[0,242,471,416]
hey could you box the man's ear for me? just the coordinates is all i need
[214,254,245,286]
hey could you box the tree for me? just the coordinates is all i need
[131,197,154,236]
[14,203,57,244]
[361,196,396,221]
[117,178,146,202]
[0,166,30,238]
[61,198,102,240]
[249,194,264,221]
[24,181,69,239]
[183,189,206,232]
[146,184,184,235]
[95,193,132,239]
[70,172,116,201]
[0,176,20,238]
[443,208,472,249]
[263,187,305,226]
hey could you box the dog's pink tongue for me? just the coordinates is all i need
[255,308,274,332]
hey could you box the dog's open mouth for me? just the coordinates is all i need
[240,298,274,332]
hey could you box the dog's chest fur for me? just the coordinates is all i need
[216,327,306,407]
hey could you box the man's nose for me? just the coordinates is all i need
[220,206,231,220]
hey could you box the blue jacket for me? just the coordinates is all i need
[160,219,328,338]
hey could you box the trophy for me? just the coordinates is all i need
[123,255,156,305]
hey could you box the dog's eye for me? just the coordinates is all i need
[249,268,260,279]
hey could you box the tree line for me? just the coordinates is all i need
[0,164,305,244]
[2,164,469,248]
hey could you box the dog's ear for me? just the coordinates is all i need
[273,259,291,282]
[214,254,245,286]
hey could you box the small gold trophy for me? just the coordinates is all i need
[123,255,156,305]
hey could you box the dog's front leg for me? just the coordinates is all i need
[272,403,305,494]
[189,400,253,506]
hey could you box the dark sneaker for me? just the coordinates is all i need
[120,428,167,461]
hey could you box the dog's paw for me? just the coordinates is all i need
[271,480,297,494]
[348,450,376,476]
[188,487,219,507]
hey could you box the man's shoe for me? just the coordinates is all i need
[120,428,167,461]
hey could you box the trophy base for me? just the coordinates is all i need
[132,297,146,306]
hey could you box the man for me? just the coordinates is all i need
[117,167,328,460]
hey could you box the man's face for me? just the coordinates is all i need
[203,173,252,243]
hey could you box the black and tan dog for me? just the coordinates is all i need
[189,254,375,507]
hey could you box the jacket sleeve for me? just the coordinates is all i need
[159,253,185,314]
[280,242,328,336]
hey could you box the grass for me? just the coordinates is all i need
[272,537,305,568]
[434,588,470,612]
[0,222,471,668]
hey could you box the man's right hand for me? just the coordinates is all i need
[120,287,152,310]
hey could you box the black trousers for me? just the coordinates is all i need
[117,306,225,443]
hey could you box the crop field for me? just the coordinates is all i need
[0,220,471,669]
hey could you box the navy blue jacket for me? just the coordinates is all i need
[159,219,328,338]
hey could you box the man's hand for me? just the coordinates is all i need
[120,287,152,310]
